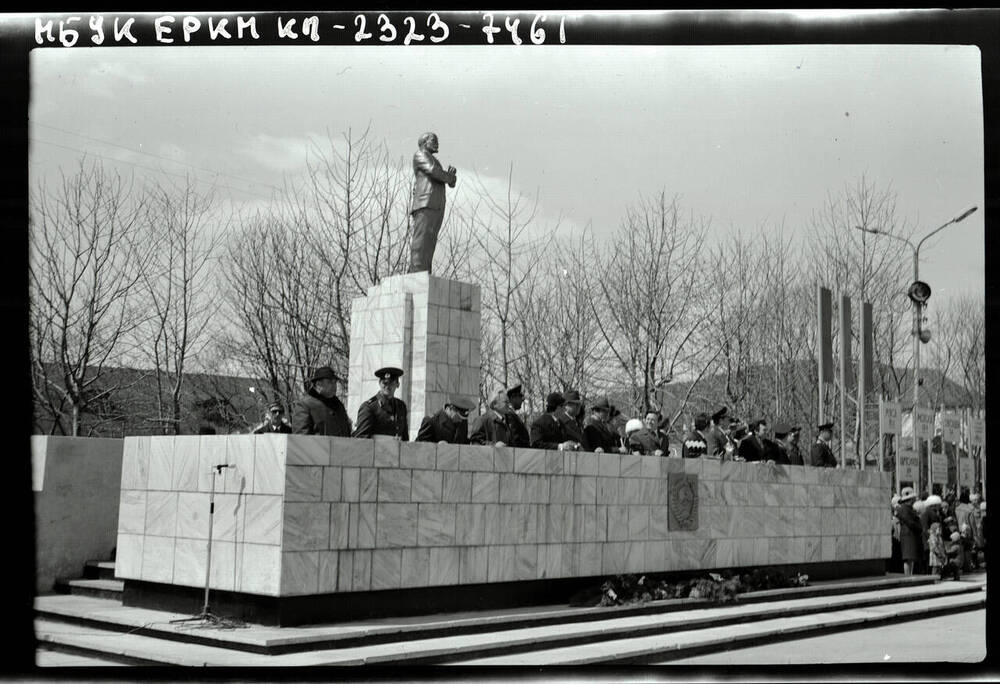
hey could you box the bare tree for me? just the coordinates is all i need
[467,165,555,391]
[926,292,985,410]
[137,178,227,434]
[585,191,709,421]
[29,159,154,435]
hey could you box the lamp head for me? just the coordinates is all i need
[907,280,932,304]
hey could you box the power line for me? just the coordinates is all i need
[30,137,277,202]
[33,121,285,194]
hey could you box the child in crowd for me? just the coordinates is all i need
[940,531,964,580]
[927,522,945,575]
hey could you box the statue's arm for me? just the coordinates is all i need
[415,152,455,185]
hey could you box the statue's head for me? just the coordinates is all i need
[418,132,439,152]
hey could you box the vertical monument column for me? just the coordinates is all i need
[347,272,481,440]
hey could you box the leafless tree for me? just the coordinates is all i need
[468,165,554,390]
[29,159,155,435]
[926,292,985,410]
[585,191,709,422]
[137,178,227,434]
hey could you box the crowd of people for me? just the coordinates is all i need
[891,486,987,578]
[252,367,845,469]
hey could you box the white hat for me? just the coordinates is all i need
[981,501,987,511]
[625,418,644,435]
[913,500,926,513]
[926,494,943,507]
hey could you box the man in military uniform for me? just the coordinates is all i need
[253,401,293,434]
[583,396,622,453]
[504,384,531,448]
[682,412,710,458]
[704,407,729,458]
[353,367,409,440]
[292,366,352,436]
[810,421,838,467]
[766,422,793,465]
[416,394,473,444]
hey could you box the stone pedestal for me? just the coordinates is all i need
[346,273,481,440]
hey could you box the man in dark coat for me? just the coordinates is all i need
[470,391,519,446]
[353,367,409,440]
[704,407,729,458]
[530,391,585,451]
[786,426,805,466]
[557,390,587,450]
[682,413,710,458]
[809,422,838,467]
[416,394,473,444]
[291,366,352,436]
[253,401,293,434]
[765,422,793,465]
[583,396,621,453]
[408,132,457,273]
[738,419,769,462]
[504,384,531,448]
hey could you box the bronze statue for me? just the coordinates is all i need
[409,132,456,273]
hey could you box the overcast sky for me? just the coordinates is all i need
[28,39,985,300]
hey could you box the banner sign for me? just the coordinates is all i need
[880,400,901,435]
[914,407,936,441]
[970,416,985,447]
[942,412,961,443]
[898,448,919,483]
[958,458,975,489]
[931,450,949,485]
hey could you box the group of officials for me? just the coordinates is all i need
[253,366,841,468]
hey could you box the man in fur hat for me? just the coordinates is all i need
[292,366,352,436]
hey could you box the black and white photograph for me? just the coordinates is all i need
[7,8,995,675]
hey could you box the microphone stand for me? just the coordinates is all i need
[171,463,240,629]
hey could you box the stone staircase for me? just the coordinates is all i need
[35,571,985,666]
[54,560,123,601]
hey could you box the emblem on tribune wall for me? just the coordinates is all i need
[667,471,699,531]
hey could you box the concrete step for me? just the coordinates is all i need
[82,561,117,581]
[35,573,939,656]
[454,590,986,665]
[34,577,984,666]
[64,579,124,600]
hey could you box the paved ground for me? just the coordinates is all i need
[667,608,986,664]
[35,650,126,667]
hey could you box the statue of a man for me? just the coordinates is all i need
[409,132,456,273]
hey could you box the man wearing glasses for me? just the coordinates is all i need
[253,401,293,434]
[353,367,409,440]
[416,394,474,444]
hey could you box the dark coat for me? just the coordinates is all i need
[353,394,409,440]
[627,428,669,456]
[705,425,728,458]
[291,389,352,437]
[809,440,838,467]
[252,420,292,434]
[469,410,517,446]
[738,434,767,462]
[416,409,468,444]
[530,412,567,450]
[764,439,790,465]
[505,410,531,448]
[583,419,620,453]
[897,502,923,561]
[559,412,588,450]
[787,442,805,466]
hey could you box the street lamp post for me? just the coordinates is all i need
[856,206,977,486]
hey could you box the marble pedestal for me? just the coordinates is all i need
[346,273,481,440]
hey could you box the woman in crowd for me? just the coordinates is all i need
[896,487,923,576]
